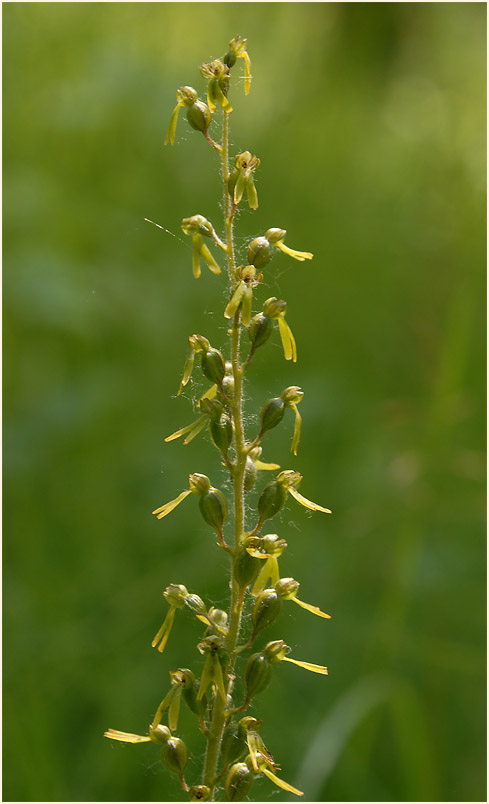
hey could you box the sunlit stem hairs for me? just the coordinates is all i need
[104,36,332,802]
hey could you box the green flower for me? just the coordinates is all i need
[228,152,260,209]
[164,86,198,146]
[200,59,232,114]
[224,35,252,95]
[181,215,225,278]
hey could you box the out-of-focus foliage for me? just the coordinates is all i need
[3,3,485,802]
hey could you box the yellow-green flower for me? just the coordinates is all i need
[246,534,287,596]
[275,577,331,619]
[228,152,260,209]
[224,265,261,326]
[262,297,297,362]
[265,227,313,261]
[164,86,198,146]
[181,215,225,278]
[224,36,252,95]
[196,636,228,702]
[104,723,170,745]
[264,639,328,675]
[200,60,232,114]
[277,469,332,513]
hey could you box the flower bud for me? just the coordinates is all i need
[186,100,211,134]
[263,639,289,662]
[251,588,282,635]
[221,721,246,767]
[259,397,286,435]
[207,606,228,629]
[209,412,233,453]
[281,386,304,406]
[243,651,272,699]
[234,546,261,589]
[185,593,207,616]
[188,473,211,496]
[257,479,288,527]
[263,297,287,318]
[149,724,171,744]
[189,785,211,801]
[199,487,228,534]
[225,762,254,802]
[275,577,300,600]
[261,533,288,556]
[201,347,226,386]
[161,736,188,777]
[180,669,207,716]
[247,236,274,269]
[163,583,188,607]
[244,455,258,492]
[176,86,198,106]
[223,50,237,69]
[265,227,287,244]
[189,334,210,354]
[248,313,274,350]
[181,215,214,238]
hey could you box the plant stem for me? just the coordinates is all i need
[201,110,248,800]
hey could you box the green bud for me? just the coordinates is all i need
[180,669,207,716]
[263,297,287,319]
[281,386,304,406]
[209,412,233,453]
[265,227,287,244]
[247,236,274,269]
[176,86,198,106]
[243,651,272,699]
[199,487,228,534]
[248,313,274,350]
[221,720,246,767]
[261,533,287,556]
[257,479,288,527]
[251,588,282,635]
[189,334,210,354]
[163,584,188,607]
[208,607,228,628]
[259,397,286,435]
[181,215,213,238]
[162,736,187,776]
[223,50,237,69]
[263,639,289,662]
[201,347,226,386]
[189,785,211,801]
[244,456,258,492]
[185,593,207,615]
[188,473,211,496]
[234,547,261,589]
[186,100,211,134]
[275,577,300,600]
[149,724,171,744]
[225,762,254,802]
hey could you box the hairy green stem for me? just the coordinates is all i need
[202,110,247,800]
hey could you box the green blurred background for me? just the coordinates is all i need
[3,3,486,801]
